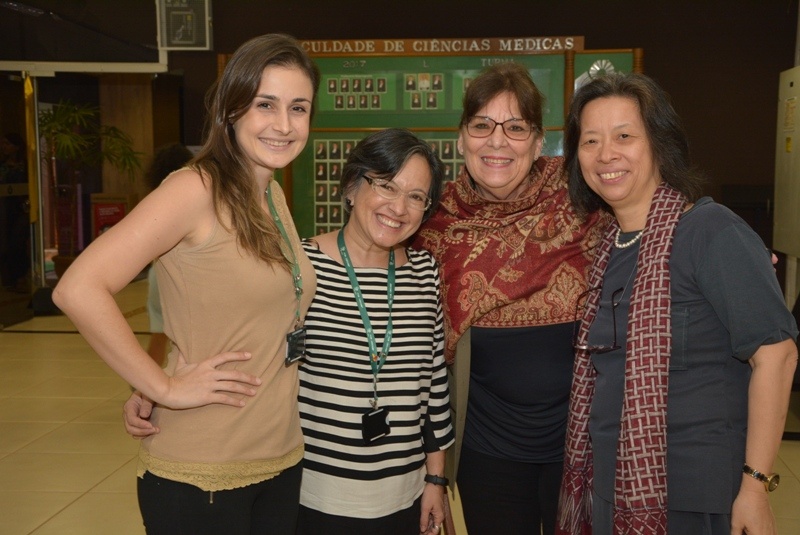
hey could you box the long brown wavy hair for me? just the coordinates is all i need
[192,34,320,269]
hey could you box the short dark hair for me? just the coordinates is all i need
[565,72,705,215]
[459,62,545,136]
[341,129,444,223]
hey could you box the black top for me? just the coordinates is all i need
[464,322,576,462]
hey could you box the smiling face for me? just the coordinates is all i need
[345,154,432,253]
[457,91,543,201]
[232,65,313,180]
[577,96,662,229]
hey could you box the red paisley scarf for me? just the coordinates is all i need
[413,156,607,363]
[557,184,687,535]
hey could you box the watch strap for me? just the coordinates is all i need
[424,474,449,487]
[743,463,767,482]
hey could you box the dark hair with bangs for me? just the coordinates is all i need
[459,62,545,136]
[565,72,705,216]
[341,129,444,223]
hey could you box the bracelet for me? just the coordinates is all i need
[424,474,449,487]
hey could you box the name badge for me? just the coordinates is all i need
[285,327,307,365]
[362,407,390,444]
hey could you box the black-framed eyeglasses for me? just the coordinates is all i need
[363,175,432,211]
[465,116,534,141]
[572,286,624,354]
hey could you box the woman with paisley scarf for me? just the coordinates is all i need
[557,73,797,535]
[413,62,606,534]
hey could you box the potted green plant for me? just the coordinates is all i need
[38,99,141,276]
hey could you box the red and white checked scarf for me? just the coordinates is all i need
[557,184,686,535]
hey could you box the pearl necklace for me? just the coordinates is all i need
[614,228,644,249]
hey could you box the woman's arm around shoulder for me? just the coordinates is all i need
[53,168,261,409]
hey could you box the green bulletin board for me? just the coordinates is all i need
[311,54,565,130]
[224,37,642,238]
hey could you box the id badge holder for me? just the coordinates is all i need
[362,406,390,444]
[285,327,307,365]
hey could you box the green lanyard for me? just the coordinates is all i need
[337,229,394,406]
[266,182,303,329]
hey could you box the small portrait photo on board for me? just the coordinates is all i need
[359,95,368,109]
[316,205,328,223]
[405,74,417,91]
[327,78,337,93]
[316,184,327,200]
[371,94,381,109]
[418,73,431,91]
[335,95,344,109]
[330,163,341,180]
[316,226,328,235]
[340,78,350,92]
[343,141,353,158]
[443,141,453,158]
[330,141,341,159]
[364,78,374,92]
[330,184,342,202]
[432,73,443,91]
[444,163,453,180]
[377,78,387,92]
[315,141,327,159]
[410,92,422,109]
[426,92,438,109]
[347,95,356,109]
[353,78,362,92]
[330,205,342,224]
[316,163,328,182]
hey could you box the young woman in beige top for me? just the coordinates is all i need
[53,34,319,534]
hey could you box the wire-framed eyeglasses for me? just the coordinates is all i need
[572,286,624,354]
[465,116,534,141]
[363,176,432,211]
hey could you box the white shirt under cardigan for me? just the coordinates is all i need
[298,242,454,519]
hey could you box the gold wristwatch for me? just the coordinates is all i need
[743,463,780,492]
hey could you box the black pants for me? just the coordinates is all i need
[457,447,562,535]
[137,462,302,535]
[296,497,422,535]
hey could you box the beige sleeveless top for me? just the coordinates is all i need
[138,182,316,491]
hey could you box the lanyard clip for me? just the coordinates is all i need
[370,375,379,408]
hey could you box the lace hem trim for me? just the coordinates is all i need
[136,444,304,491]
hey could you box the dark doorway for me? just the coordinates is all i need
[0,72,34,327]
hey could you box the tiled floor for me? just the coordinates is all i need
[0,281,147,535]
[0,279,799,534]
